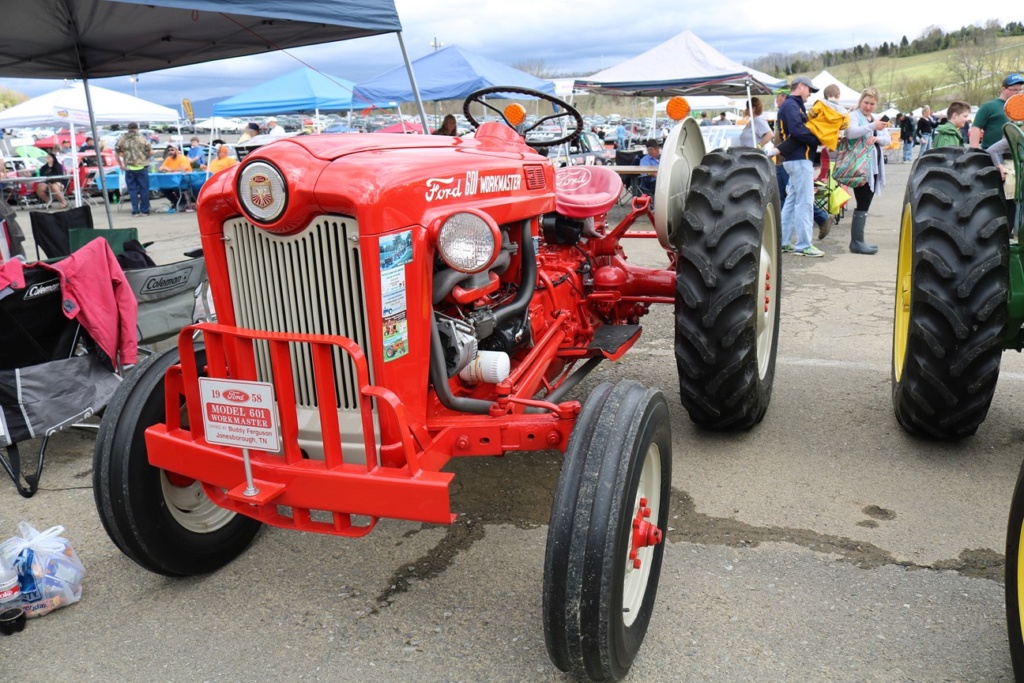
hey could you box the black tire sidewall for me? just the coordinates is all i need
[891,147,1008,439]
[94,345,260,576]
[600,391,672,677]
[675,148,780,430]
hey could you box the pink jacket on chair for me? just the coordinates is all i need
[0,238,138,365]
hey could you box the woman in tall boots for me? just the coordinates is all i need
[845,86,890,254]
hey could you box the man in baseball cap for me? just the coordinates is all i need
[790,75,819,94]
[971,73,1024,150]
[265,117,286,137]
[777,75,825,257]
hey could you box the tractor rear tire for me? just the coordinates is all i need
[543,380,671,682]
[1007,458,1024,679]
[93,345,262,576]
[674,148,781,430]
[891,147,1009,439]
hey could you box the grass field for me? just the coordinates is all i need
[810,35,1024,107]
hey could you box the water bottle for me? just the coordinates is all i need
[0,561,25,635]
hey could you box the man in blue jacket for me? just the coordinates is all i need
[778,76,824,257]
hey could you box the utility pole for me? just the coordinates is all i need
[129,75,138,97]
[429,38,444,127]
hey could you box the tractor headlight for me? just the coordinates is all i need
[238,160,287,223]
[436,211,500,273]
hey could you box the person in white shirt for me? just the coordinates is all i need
[265,117,286,137]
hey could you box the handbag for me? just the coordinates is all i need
[832,134,871,188]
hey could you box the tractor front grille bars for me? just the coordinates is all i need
[223,216,372,411]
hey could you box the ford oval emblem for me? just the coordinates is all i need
[223,389,250,402]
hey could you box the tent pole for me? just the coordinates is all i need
[69,118,81,207]
[82,76,114,230]
[396,32,429,134]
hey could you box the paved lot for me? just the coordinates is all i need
[1,159,1018,681]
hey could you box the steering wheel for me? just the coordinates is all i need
[462,85,584,148]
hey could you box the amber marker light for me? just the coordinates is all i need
[1006,93,1024,122]
[504,103,527,127]
[665,96,691,121]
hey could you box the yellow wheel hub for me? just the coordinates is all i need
[893,204,914,382]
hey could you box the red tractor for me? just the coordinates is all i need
[93,88,781,681]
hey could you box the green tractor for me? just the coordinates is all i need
[889,98,1024,677]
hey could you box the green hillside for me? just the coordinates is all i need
[802,35,1024,111]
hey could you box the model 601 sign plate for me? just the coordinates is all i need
[199,377,280,451]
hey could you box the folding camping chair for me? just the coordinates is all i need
[0,261,122,497]
[29,205,95,259]
[122,254,209,352]
[0,198,26,262]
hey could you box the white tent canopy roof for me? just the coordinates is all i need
[579,30,783,97]
[807,70,861,109]
[0,82,178,128]
[194,116,242,131]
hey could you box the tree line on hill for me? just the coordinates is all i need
[750,20,1021,76]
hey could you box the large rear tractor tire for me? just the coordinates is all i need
[891,147,1009,439]
[1007,459,1024,679]
[543,380,672,682]
[674,148,781,430]
[93,346,262,576]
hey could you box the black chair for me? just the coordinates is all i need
[0,263,121,497]
[29,205,94,259]
[615,149,644,205]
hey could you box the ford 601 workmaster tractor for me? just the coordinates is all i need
[94,88,781,682]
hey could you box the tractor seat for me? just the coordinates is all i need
[553,166,623,219]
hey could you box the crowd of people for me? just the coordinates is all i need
[730,71,1023,259]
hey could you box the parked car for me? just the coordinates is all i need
[541,131,615,167]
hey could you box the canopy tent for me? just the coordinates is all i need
[193,116,242,132]
[213,68,360,117]
[0,0,420,228]
[807,70,860,109]
[0,83,179,205]
[0,1,403,79]
[0,83,178,128]
[353,45,556,105]
[34,132,89,149]
[576,30,784,97]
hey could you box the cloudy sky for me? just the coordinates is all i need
[0,2,1010,107]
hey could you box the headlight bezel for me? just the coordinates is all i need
[433,210,501,274]
[237,159,288,224]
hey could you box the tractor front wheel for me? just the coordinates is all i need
[675,148,781,430]
[543,380,671,682]
[93,346,262,576]
[891,147,1008,439]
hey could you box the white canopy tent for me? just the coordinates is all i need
[193,116,243,133]
[0,83,179,206]
[578,30,783,145]
[807,70,860,109]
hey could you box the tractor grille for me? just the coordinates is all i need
[223,216,371,411]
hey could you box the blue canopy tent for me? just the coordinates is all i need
[0,0,429,226]
[354,45,556,104]
[213,68,359,117]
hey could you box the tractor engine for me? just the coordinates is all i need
[433,219,594,392]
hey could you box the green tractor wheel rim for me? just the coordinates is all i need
[893,204,914,382]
